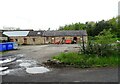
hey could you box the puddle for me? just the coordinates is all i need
[19,60,50,74]
[0,67,8,71]
[19,63,32,67]
[0,58,16,64]
[26,67,50,74]
[17,59,37,64]
[0,54,51,75]
[16,60,23,62]
[18,59,37,68]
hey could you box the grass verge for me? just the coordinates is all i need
[52,52,119,68]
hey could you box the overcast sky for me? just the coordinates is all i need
[0,0,119,30]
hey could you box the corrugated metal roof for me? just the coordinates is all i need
[0,32,8,37]
[3,31,29,36]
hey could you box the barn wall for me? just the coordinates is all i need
[9,37,24,45]
[27,36,44,44]
[10,36,44,45]
[43,36,87,44]
[9,35,88,45]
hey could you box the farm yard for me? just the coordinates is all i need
[0,2,119,83]
[0,44,118,82]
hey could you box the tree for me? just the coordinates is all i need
[48,28,50,31]
[74,23,79,30]
[58,16,119,38]
[95,29,115,44]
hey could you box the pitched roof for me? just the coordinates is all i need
[3,31,29,37]
[43,30,87,36]
[27,31,43,36]
[0,32,8,37]
[2,30,87,37]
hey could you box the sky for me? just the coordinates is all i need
[0,0,119,30]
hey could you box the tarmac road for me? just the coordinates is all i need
[1,44,119,82]
[2,67,118,82]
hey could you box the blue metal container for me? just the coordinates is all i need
[6,42,14,50]
[0,43,7,51]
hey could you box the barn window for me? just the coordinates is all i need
[24,38,27,40]
[37,32,41,34]
[15,39,18,42]
[10,39,14,42]
[33,38,35,42]
[23,38,27,44]
[62,37,65,40]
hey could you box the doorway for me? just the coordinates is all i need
[73,37,77,44]
[24,38,27,44]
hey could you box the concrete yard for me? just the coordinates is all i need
[4,44,80,64]
[1,44,119,82]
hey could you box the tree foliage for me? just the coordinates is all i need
[83,29,119,57]
[58,16,119,38]
[95,29,116,44]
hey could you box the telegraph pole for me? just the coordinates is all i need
[82,35,85,54]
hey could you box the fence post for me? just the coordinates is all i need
[82,35,85,54]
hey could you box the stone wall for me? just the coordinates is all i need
[9,35,88,45]
[9,36,44,45]
[27,36,44,45]
[44,36,88,44]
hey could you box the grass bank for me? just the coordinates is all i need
[52,52,119,68]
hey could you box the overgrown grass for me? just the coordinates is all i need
[52,52,119,68]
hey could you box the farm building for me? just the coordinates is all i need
[3,30,87,45]
[3,31,30,45]
[43,30,87,44]
[0,31,9,42]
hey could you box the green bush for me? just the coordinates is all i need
[83,41,119,57]
[52,52,118,68]
[80,29,119,57]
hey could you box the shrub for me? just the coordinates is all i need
[52,52,118,68]
[83,41,118,57]
[80,29,119,57]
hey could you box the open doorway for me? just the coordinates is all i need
[61,37,65,44]
[23,38,27,44]
[73,37,77,44]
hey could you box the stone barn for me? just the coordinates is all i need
[3,30,87,45]
[3,30,44,45]
[43,30,87,44]
[0,31,9,42]
[27,31,44,45]
[3,31,30,45]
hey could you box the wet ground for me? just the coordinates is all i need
[2,67,118,82]
[0,44,119,82]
